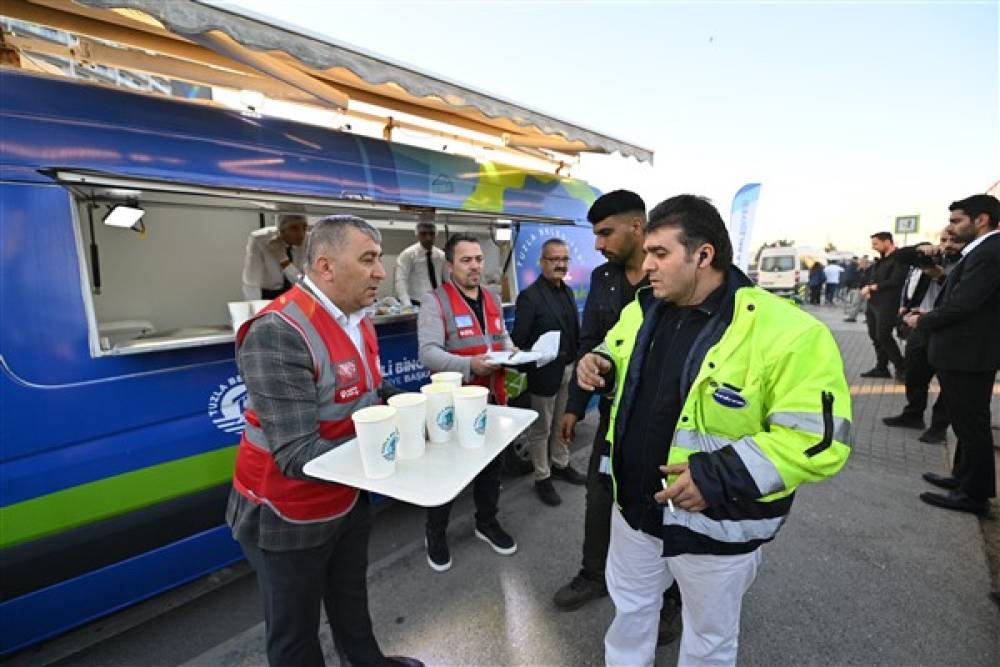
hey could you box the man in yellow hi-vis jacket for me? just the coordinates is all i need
[577,195,851,666]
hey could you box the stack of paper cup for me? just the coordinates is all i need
[420,383,455,443]
[387,393,427,459]
[352,405,398,479]
[452,385,489,449]
[430,371,463,388]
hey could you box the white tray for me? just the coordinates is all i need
[303,405,538,507]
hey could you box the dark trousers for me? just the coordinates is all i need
[809,285,822,305]
[902,342,949,430]
[938,369,997,501]
[581,405,614,581]
[426,455,502,534]
[824,283,839,304]
[239,496,385,667]
[866,304,904,371]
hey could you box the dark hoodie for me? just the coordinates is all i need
[607,267,754,539]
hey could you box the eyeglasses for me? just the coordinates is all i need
[542,256,570,263]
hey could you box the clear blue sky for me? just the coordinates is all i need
[226,0,998,254]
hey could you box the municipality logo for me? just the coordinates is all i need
[474,409,487,435]
[382,429,399,462]
[437,406,454,431]
[208,375,248,434]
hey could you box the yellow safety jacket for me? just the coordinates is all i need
[601,272,851,555]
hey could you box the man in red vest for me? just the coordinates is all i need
[227,215,422,667]
[416,233,518,572]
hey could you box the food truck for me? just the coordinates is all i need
[0,0,652,654]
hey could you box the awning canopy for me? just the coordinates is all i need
[3,0,653,164]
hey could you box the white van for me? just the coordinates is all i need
[756,246,827,297]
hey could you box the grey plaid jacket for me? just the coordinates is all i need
[226,291,399,551]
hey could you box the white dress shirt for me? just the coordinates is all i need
[302,276,366,356]
[241,227,307,300]
[960,229,999,258]
[395,242,445,306]
[823,263,844,284]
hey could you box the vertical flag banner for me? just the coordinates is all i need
[729,183,761,271]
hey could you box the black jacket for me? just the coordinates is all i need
[867,251,908,309]
[511,277,580,396]
[919,232,1000,372]
[565,262,649,417]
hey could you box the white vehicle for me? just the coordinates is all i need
[756,245,827,296]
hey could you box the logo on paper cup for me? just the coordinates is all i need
[382,429,399,462]
[437,406,454,431]
[474,409,487,435]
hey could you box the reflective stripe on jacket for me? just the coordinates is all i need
[232,284,382,523]
[432,281,508,404]
[603,274,851,555]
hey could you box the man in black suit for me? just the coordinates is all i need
[512,238,585,506]
[905,194,1000,515]
[860,232,908,380]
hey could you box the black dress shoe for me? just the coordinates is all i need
[921,472,960,490]
[883,413,925,429]
[860,367,891,378]
[919,490,989,515]
[551,463,587,485]
[535,478,562,506]
[918,428,947,444]
[385,657,425,667]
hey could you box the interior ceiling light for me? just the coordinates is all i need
[103,202,146,229]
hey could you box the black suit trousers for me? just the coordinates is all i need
[938,369,997,500]
[866,303,904,371]
[239,495,387,667]
[902,342,949,430]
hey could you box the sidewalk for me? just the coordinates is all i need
[190,305,1000,666]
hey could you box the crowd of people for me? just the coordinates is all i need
[223,189,997,667]
[839,197,1000,522]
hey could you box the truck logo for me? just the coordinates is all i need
[208,375,248,434]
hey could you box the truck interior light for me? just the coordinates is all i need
[493,226,513,242]
[103,203,146,229]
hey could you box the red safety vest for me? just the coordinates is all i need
[431,281,508,405]
[232,285,382,522]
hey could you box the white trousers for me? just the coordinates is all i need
[605,508,762,667]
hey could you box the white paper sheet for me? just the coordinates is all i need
[485,330,560,367]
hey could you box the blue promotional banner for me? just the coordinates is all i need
[729,183,762,271]
[513,222,605,312]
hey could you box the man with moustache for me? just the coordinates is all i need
[417,233,517,571]
[228,215,422,666]
[905,194,1000,515]
[511,238,585,507]
[576,195,851,665]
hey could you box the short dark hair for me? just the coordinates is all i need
[587,189,646,224]
[871,231,893,242]
[645,194,733,269]
[949,194,1000,228]
[444,232,481,262]
[416,221,436,233]
[541,238,567,257]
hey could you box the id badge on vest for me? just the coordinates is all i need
[455,314,476,338]
[334,358,363,403]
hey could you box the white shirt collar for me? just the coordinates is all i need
[302,275,368,328]
[961,229,999,257]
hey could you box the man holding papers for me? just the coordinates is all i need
[417,233,518,572]
[511,238,585,506]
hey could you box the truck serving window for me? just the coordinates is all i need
[66,179,550,357]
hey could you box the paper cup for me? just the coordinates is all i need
[420,383,455,443]
[430,371,463,387]
[352,405,398,479]
[387,393,427,459]
[452,385,489,449]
